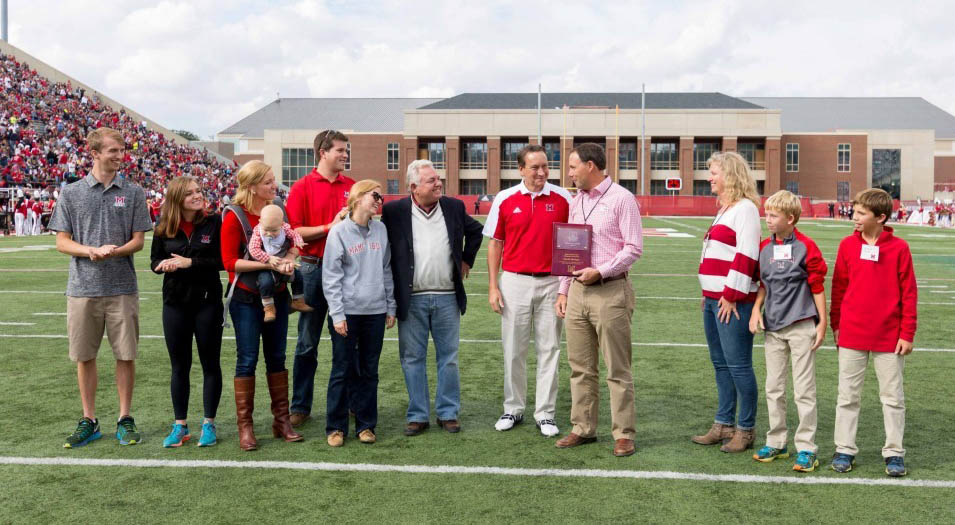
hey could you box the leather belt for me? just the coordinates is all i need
[516,271,551,277]
[585,273,627,286]
[300,256,322,265]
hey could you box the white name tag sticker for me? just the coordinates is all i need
[860,244,879,262]
[773,244,792,261]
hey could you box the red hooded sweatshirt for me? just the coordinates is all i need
[830,226,917,352]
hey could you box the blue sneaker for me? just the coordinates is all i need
[162,423,190,448]
[831,452,855,473]
[753,445,789,462]
[64,417,102,448]
[793,450,819,472]
[198,421,217,447]
[885,456,907,477]
[116,416,142,445]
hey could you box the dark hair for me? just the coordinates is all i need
[313,129,349,160]
[852,188,893,225]
[517,144,546,169]
[571,142,606,171]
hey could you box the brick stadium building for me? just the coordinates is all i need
[220,93,955,202]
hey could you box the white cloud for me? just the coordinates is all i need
[5,0,955,139]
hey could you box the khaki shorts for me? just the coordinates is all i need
[66,294,140,362]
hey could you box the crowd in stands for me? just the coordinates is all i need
[0,51,239,226]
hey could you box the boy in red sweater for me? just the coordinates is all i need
[830,188,917,477]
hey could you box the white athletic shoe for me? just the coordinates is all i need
[537,419,560,437]
[494,413,522,431]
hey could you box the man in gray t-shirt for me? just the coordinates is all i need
[48,127,152,449]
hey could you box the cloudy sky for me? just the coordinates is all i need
[8,0,955,139]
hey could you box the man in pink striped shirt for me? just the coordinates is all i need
[554,143,643,458]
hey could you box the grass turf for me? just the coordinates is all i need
[1,216,954,523]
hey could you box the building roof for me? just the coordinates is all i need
[418,92,763,110]
[742,97,955,137]
[218,97,443,137]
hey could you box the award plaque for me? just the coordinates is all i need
[551,223,593,276]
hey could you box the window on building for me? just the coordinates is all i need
[344,143,351,171]
[420,142,446,169]
[502,141,527,169]
[650,142,678,170]
[786,181,799,194]
[873,149,901,199]
[547,178,560,187]
[618,142,637,169]
[693,142,719,170]
[756,180,765,195]
[837,181,850,202]
[619,179,637,193]
[837,143,850,172]
[386,143,399,171]
[500,179,520,190]
[544,141,561,169]
[693,180,711,196]
[281,147,315,187]
[650,179,672,195]
[461,141,488,169]
[460,179,486,195]
[786,143,799,172]
[737,142,765,170]
[387,179,400,194]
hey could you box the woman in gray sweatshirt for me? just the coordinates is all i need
[321,179,396,447]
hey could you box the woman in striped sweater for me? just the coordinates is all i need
[692,151,762,453]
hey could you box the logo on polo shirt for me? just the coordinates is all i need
[545,204,554,212]
[114,196,126,207]
[200,234,211,244]
[513,207,522,214]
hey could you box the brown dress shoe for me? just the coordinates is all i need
[290,412,310,427]
[263,303,276,323]
[613,438,636,457]
[436,418,461,433]
[358,429,376,444]
[555,433,597,449]
[404,421,430,436]
[720,428,755,453]
[290,297,314,312]
[327,430,344,447]
[691,423,735,445]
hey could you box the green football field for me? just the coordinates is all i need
[1,216,954,523]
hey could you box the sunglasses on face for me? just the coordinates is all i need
[371,191,383,202]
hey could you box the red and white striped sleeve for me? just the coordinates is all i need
[722,201,760,302]
[247,227,269,263]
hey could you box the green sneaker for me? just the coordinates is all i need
[116,416,142,445]
[753,445,789,462]
[64,417,102,448]
[793,450,819,472]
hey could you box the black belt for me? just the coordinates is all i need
[515,271,551,277]
[584,273,627,286]
[300,256,322,265]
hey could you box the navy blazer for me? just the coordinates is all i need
[381,196,484,321]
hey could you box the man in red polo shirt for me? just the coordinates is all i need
[484,144,571,437]
[286,130,355,426]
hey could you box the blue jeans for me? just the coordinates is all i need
[230,294,289,377]
[398,294,461,422]
[291,260,329,415]
[326,314,386,435]
[702,297,757,430]
[256,269,304,299]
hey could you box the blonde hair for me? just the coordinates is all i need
[347,179,382,215]
[155,176,205,238]
[232,160,272,210]
[764,190,802,225]
[852,188,893,224]
[87,127,124,152]
[708,151,760,207]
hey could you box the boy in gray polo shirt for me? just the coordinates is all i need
[48,127,153,448]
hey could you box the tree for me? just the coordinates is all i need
[173,129,200,141]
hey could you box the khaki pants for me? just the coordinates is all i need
[66,294,140,362]
[763,319,818,452]
[564,278,635,440]
[500,272,562,421]
[834,347,906,457]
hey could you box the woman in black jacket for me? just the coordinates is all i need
[151,176,224,448]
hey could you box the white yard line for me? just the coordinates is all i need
[0,322,34,326]
[652,217,705,234]
[0,456,952,488]
[1,333,953,352]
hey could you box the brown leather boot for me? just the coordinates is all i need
[267,370,304,442]
[691,423,735,445]
[234,376,257,451]
[290,297,314,313]
[720,428,755,453]
[263,302,276,322]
